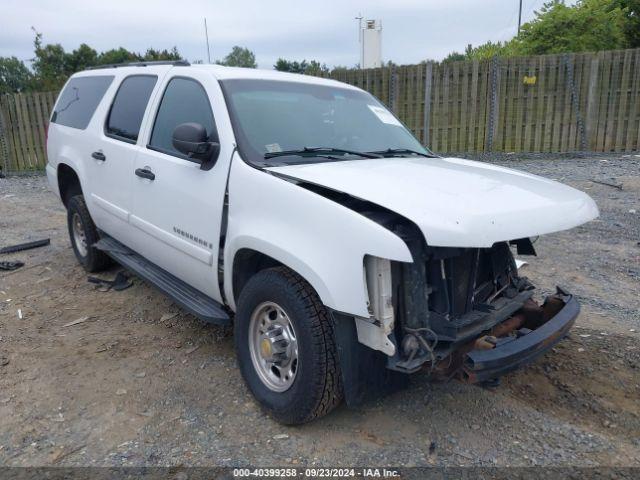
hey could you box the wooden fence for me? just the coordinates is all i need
[0,91,57,172]
[1,48,639,172]
[321,48,640,154]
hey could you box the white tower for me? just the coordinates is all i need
[361,19,382,68]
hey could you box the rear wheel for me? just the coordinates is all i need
[234,267,343,424]
[66,195,110,272]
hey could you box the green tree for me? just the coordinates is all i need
[466,41,515,60]
[142,46,181,61]
[66,44,98,72]
[274,58,306,73]
[612,0,640,47]
[31,29,68,89]
[216,46,257,68]
[274,58,329,75]
[444,0,633,62]
[0,56,32,93]
[510,0,627,55]
[28,29,185,89]
[97,47,141,65]
[442,51,467,63]
[304,60,330,75]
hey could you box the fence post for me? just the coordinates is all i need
[486,56,501,152]
[565,54,588,151]
[423,62,433,146]
[0,100,10,174]
[585,55,600,151]
[389,64,398,113]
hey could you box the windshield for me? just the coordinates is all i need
[220,79,429,166]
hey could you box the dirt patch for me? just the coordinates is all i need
[504,330,640,439]
[1,155,639,467]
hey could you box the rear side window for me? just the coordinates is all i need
[51,76,114,129]
[149,77,216,157]
[106,75,157,143]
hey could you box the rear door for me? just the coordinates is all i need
[84,72,161,245]
[47,74,114,203]
[129,69,232,301]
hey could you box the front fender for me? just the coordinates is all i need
[225,234,335,311]
[224,156,412,317]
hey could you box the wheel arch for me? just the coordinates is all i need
[57,163,83,207]
[226,241,334,313]
[232,248,284,303]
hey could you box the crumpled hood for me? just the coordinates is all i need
[266,157,599,248]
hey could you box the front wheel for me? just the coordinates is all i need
[234,267,343,424]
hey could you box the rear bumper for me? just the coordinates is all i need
[462,287,578,383]
[46,163,60,199]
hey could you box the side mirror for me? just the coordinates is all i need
[172,122,220,169]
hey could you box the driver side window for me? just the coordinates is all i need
[149,77,217,158]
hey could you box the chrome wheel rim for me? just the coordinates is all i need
[248,301,299,392]
[72,212,88,257]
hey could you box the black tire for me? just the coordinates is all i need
[235,267,343,424]
[66,195,110,272]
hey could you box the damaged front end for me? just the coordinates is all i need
[362,224,579,385]
[286,179,584,400]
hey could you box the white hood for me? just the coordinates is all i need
[267,157,599,248]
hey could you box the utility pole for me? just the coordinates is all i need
[204,17,212,64]
[355,13,363,68]
[517,0,523,36]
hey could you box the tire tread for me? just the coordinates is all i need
[67,195,110,272]
[236,266,343,424]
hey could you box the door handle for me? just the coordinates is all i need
[91,151,106,161]
[135,167,155,181]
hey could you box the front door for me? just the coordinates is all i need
[129,71,231,302]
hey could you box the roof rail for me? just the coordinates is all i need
[87,60,190,70]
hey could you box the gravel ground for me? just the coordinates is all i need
[0,153,638,467]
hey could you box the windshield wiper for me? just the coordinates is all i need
[367,148,435,158]
[264,147,382,160]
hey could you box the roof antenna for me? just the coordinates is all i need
[204,17,212,64]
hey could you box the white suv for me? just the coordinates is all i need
[46,60,599,424]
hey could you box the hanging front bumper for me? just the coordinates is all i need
[462,287,579,383]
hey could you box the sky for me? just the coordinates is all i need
[1,0,575,70]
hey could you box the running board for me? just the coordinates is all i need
[94,236,230,325]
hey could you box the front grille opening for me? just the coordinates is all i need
[425,243,517,321]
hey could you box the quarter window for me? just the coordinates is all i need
[51,76,114,130]
[106,75,157,142]
[149,78,216,157]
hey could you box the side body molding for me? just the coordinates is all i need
[224,156,413,317]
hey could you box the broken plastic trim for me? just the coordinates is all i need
[358,255,396,356]
[0,260,24,271]
[0,238,50,254]
[87,271,133,291]
[509,237,537,256]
